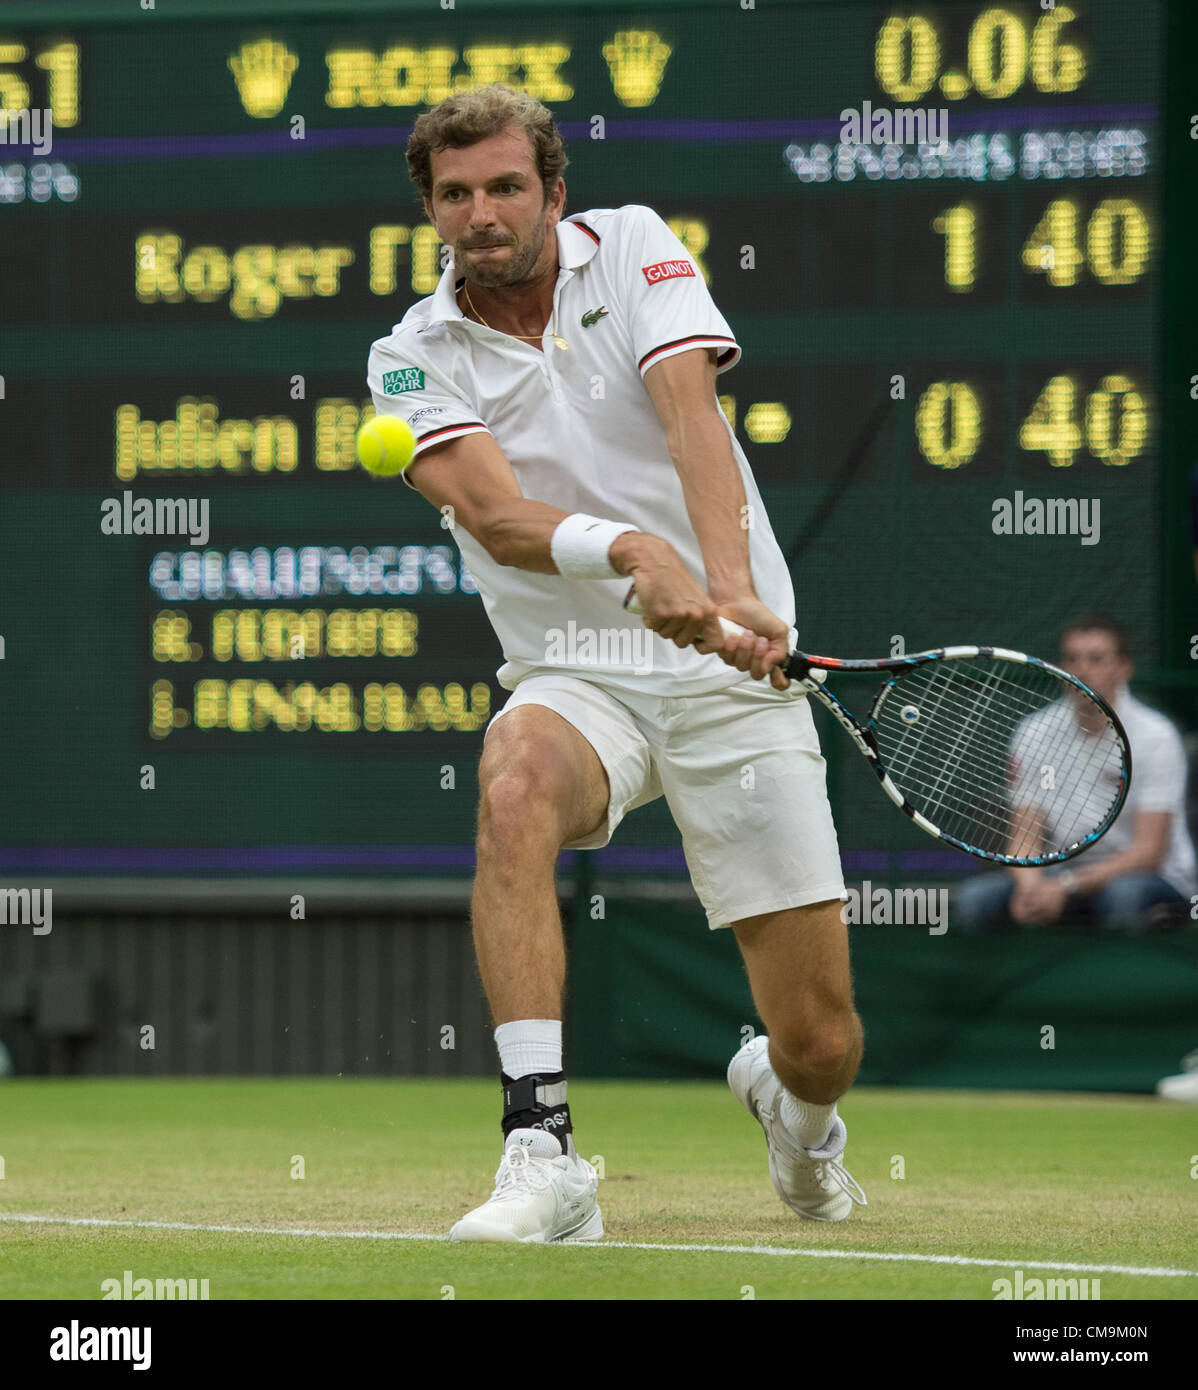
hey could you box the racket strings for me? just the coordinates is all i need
[902,663,1017,822]
[881,683,1117,850]
[870,658,1124,858]
[878,677,1120,855]
[884,682,1110,804]
[883,681,1115,803]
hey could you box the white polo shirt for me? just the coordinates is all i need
[367,203,797,694]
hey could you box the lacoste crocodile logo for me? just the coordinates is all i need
[581,306,608,327]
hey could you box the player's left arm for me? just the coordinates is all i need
[643,346,790,688]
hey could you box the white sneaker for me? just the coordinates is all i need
[449,1129,603,1243]
[728,1034,867,1222]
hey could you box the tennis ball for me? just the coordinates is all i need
[356,415,416,476]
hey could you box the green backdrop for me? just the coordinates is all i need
[571,903,1198,1092]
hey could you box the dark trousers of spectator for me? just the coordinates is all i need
[952,870,1188,933]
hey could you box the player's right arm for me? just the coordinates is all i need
[405,432,568,573]
[406,433,723,647]
[368,331,721,645]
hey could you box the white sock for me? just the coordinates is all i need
[494,1019,562,1079]
[780,1091,837,1152]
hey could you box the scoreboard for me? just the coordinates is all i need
[0,0,1187,872]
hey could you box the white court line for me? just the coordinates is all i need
[1,1213,1194,1279]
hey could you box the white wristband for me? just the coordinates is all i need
[550,513,641,580]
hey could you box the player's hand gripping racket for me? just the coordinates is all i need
[624,593,1131,866]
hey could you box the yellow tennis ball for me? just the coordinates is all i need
[356,416,416,476]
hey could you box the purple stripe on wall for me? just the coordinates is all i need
[0,845,969,874]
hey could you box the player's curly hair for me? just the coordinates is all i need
[406,83,568,206]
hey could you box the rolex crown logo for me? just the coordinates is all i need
[602,30,672,108]
[229,40,299,119]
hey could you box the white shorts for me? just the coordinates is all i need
[486,672,846,930]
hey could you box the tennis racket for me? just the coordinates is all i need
[624,594,1132,867]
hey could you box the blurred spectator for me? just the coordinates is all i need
[953,614,1197,932]
[1156,1048,1198,1103]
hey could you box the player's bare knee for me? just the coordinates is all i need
[477,769,569,857]
[478,708,607,851]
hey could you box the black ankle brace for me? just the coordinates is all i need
[500,1071,572,1151]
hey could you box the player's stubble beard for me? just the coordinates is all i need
[455,201,554,292]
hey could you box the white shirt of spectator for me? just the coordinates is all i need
[1010,685,1197,897]
[367,204,797,694]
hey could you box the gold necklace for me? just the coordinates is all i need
[462,281,569,351]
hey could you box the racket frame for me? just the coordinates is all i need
[787,645,1133,866]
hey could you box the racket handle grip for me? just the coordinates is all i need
[623,588,754,641]
[622,585,825,685]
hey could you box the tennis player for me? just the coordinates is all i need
[368,84,866,1241]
